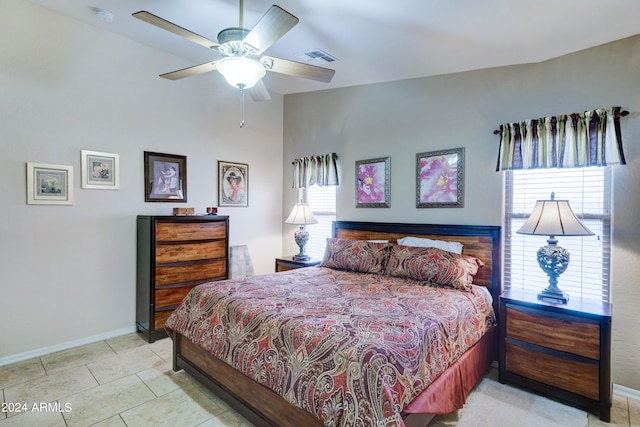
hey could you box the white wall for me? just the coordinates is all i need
[0,0,284,359]
[283,36,640,390]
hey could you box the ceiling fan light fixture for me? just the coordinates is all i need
[217,56,266,89]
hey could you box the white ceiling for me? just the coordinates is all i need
[28,0,640,96]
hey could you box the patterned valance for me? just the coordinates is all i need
[292,152,339,188]
[496,107,626,171]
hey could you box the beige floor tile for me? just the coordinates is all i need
[120,384,227,427]
[630,399,640,427]
[87,346,164,384]
[198,408,253,427]
[148,337,173,362]
[62,374,155,427]
[4,366,98,415]
[91,415,127,426]
[41,340,116,374]
[589,402,630,427]
[136,360,199,397]
[0,409,66,426]
[0,357,45,389]
[614,394,629,409]
[106,333,148,354]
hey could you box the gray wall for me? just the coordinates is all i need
[283,36,640,390]
[0,1,284,359]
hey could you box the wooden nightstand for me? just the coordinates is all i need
[275,256,321,272]
[499,288,612,421]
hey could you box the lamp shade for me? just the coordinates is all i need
[216,56,266,89]
[517,194,594,237]
[285,203,318,225]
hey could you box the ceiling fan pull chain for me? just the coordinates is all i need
[239,84,246,128]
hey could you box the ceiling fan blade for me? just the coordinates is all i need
[242,6,299,54]
[248,80,271,102]
[160,61,218,80]
[263,56,335,83]
[132,11,219,50]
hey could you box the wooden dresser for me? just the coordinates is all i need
[136,215,229,342]
[499,288,612,421]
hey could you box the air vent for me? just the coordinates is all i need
[297,49,338,63]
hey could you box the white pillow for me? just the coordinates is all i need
[397,236,463,254]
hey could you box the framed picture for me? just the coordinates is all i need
[356,157,390,208]
[26,162,74,205]
[144,151,187,202]
[416,147,464,208]
[81,150,119,190]
[218,160,248,207]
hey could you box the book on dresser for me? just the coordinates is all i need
[136,215,230,342]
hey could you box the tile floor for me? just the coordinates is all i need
[0,333,638,426]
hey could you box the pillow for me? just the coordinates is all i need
[385,245,484,291]
[321,238,391,274]
[397,236,463,254]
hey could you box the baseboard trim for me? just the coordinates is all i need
[0,326,137,366]
[613,383,640,402]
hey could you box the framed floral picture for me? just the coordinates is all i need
[144,151,187,202]
[218,160,248,207]
[81,150,119,190]
[416,147,464,208]
[356,156,390,208]
[26,162,74,205]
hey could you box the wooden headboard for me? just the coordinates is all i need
[333,221,502,312]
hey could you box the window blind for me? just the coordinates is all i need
[505,167,611,302]
[304,185,336,259]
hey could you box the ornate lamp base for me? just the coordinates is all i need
[538,288,569,304]
[293,225,310,261]
[536,237,570,304]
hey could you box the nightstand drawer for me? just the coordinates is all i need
[506,305,600,359]
[506,341,599,400]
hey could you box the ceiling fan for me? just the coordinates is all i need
[132,1,335,105]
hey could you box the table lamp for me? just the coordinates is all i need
[285,203,318,261]
[517,192,594,303]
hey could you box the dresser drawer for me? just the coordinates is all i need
[155,260,227,285]
[506,305,600,359]
[506,341,599,400]
[155,284,196,309]
[156,221,226,241]
[156,241,226,263]
[154,309,174,331]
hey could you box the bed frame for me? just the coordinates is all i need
[171,221,502,427]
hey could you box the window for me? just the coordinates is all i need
[304,185,336,259]
[504,167,611,302]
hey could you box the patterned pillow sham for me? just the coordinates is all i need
[320,238,391,274]
[385,244,484,291]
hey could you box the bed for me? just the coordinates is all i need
[166,221,501,427]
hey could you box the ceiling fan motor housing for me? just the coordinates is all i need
[217,27,252,55]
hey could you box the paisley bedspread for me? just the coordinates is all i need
[165,267,495,427]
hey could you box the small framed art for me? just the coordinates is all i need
[356,157,390,208]
[81,150,119,190]
[218,160,248,207]
[416,147,464,208]
[26,162,74,205]
[144,151,187,202]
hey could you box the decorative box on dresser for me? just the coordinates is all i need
[499,288,612,421]
[136,215,229,342]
